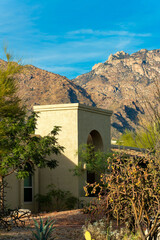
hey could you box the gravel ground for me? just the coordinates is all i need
[0,210,88,240]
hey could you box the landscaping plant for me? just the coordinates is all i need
[72,144,111,176]
[83,219,141,240]
[35,184,78,211]
[83,219,114,240]
[0,49,64,214]
[84,152,160,240]
[32,217,55,240]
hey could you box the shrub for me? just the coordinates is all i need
[72,144,111,176]
[34,193,52,212]
[35,185,78,212]
[83,219,113,240]
[32,217,55,240]
[84,152,160,240]
[83,219,141,240]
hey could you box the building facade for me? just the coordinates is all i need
[6,103,112,212]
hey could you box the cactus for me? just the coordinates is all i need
[32,217,55,240]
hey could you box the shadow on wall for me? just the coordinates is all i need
[39,152,86,200]
[6,130,106,211]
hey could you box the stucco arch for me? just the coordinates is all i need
[86,130,104,185]
[87,130,103,151]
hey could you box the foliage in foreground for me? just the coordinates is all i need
[0,49,64,213]
[0,116,64,179]
[32,217,55,240]
[0,48,25,120]
[72,144,111,176]
[35,184,78,212]
[83,219,141,240]
[84,152,160,240]
[0,113,64,212]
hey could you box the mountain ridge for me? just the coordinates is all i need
[1,48,160,138]
[16,64,96,109]
[72,49,160,137]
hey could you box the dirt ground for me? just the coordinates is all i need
[0,210,88,240]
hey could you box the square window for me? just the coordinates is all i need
[24,175,32,202]
[24,175,32,187]
[24,188,32,202]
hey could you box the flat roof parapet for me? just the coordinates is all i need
[33,103,113,116]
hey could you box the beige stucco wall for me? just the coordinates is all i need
[5,103,112,212]
[5,174,21,210]
[34,104,79,198]
[77,105,112,197]
[78,105,111,150]
[34,104,112,200]
[5,169,39,212]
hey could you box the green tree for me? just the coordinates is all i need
[72,144,111,176]
[0,51,64,213]
[117,123,158,150]
[0,48,24,119]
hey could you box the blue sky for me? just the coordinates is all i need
[0,0,160,79]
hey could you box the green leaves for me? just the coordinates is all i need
[0,112,63,177]
[0,49,64,213]
[72,144,111,176]
[118,125,159,150]
[32,217,55,240]
[0,51,64,179]
[0,57,24,118]
[35,184,78,212]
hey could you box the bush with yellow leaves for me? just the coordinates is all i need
[84,152,160,240]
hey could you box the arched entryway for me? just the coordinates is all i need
[87,130,103,151]
[86,130,103,184]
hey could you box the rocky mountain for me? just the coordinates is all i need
[73,49,160,138]
[14,64,95,109]
[1,49,160,138]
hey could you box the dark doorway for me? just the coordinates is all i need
[86,130,103,185]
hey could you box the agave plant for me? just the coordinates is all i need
[32,217,55,240]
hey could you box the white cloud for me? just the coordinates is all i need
[23,34,141,64]
[37,65,84,74]
[0,2,152,79]
[67,29,151,37]
[20,30,146,79]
